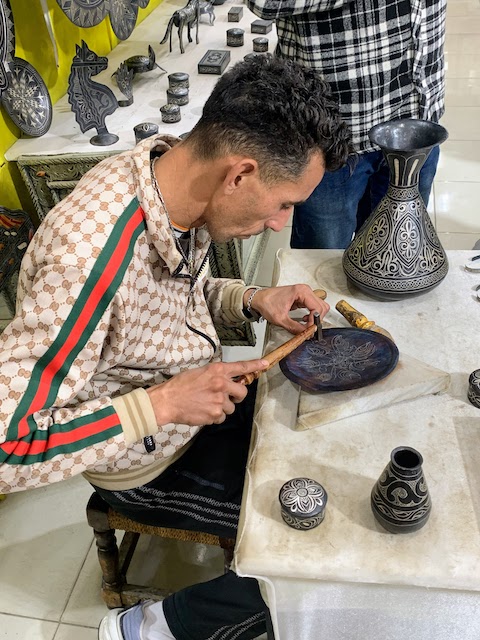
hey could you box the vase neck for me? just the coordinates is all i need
[383,147,433,188]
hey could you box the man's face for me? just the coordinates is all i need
[204,153,325,243]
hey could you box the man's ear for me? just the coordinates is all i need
[224,158,259,195]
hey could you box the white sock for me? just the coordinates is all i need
[139,600,176,640]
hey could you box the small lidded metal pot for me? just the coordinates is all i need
[160,103,181,123]
[226,27,245,47]
[279,477,327,531]
[166,86,189,106]
[468,369,480,408]
[253,37,269,52]
[168,72,189,90]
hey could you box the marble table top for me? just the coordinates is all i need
[234,250,480,592]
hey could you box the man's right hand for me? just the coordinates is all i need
[146,358,268,427]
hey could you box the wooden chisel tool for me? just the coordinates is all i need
[335,299,394,342]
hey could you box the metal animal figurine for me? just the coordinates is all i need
[121,45,166,76]
[199,0,215,25]
[67,40,119,146]
[160,0,201,54]
[115,62,134,107]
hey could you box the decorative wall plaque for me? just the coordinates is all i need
[1,57,52,137]
[109,0,138,40]
[198,49,230,75]
[56,0,109,28]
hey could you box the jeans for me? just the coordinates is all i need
[291,145,440,249]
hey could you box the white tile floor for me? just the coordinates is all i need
[2,2,480,638]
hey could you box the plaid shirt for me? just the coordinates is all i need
[247,0,446,153]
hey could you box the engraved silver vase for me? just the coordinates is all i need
[371,446,431,534]
[343,119,449,300]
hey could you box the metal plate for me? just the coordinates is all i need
[56,0,109,27]
[109,0,138,40]
[1,57,52,137]
[279,328,399,393]
[0,0,15,95]
[136,0,150,7]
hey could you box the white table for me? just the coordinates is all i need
[234,249,480,640]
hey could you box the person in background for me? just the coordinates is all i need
[0,56,352,640]
[247,0,446,248]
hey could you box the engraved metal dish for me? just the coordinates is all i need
[1,57,52,137]
[279,327,399,393]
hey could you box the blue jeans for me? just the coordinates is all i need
[291,145,440,249]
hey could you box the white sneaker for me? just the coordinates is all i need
[98,608,126,640]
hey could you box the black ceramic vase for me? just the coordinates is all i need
[343,119,449,300]
[371,446,431,534]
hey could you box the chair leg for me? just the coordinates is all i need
[3,275,16,317]
[86,492,125,608]
[219,537,235,573]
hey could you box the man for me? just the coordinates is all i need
[247,0,446,248]
[0,57,351,639]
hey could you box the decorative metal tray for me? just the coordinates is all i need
[279,328,399,393]
[1,57,52,137]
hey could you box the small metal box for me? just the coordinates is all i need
[198,50,231,75]
[251,19,273,34]
[228,6,243,21]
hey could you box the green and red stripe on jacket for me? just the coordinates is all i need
[0,199,146,466]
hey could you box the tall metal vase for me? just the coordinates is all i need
[342,119,449,300]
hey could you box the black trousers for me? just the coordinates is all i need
[93,383,273,639]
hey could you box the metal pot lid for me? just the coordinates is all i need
[279,327,399,393]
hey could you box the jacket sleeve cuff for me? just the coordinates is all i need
[112,388,158,445]
[220,283,256,324]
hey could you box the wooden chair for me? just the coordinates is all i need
[0,206,35,318]
[86,491,235,609]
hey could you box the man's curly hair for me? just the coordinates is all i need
[186,55,353,184]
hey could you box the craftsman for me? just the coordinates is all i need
[0,56,351,639]
[247,0,446,248]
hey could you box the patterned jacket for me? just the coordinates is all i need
[247,0,446,153]
[0,136,253,493]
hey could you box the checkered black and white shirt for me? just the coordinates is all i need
[247,0,446,153]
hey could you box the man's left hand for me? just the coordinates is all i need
[245,284,329,335]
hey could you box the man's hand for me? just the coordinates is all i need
[245,284,329,334]
[146,358,268,427]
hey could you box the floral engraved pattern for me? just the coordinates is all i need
[280,328,398,392]
[304,335,379,383]
[1,57,52,136]
[343,133,448,298]
[279,478,326,515]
